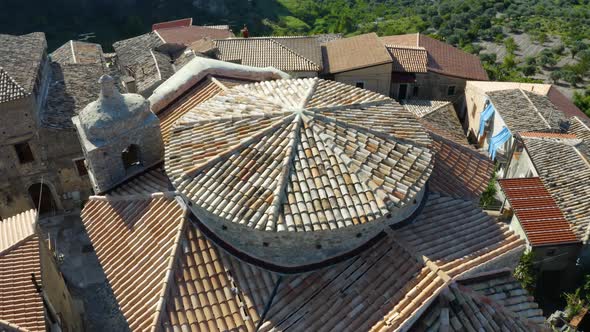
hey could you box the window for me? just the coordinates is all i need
[74,158,88,176]
[412,85,419,97]
[447,85,456,96]
[14,142,34,164]
[122,145,141,170]
[355,81,365,89]
[398,84,408,99]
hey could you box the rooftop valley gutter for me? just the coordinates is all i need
[255,276,283,332]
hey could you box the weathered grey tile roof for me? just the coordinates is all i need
[113,32,164,69]
[166,78,433,233]
[51,40,105,65]
[42,62,105,129]
[487,89,565,133]
[523,136,590,242]
[402,99,452,118]
[569,116,590,142]
[385,45,428,73]
[215,37,322,72]
[0,68,28,103]
[0,32,46,101]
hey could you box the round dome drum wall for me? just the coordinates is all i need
[166,78,434,268]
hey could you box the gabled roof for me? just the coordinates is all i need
[82,192,531,332]
[522,136,590,242]
[152,18,193,31]
[51,40,105,65]
[0,210,45,332]
[547,85,589,119]
[215,37,322,72]
[499,177,579,246]
[0,67,28,103]
[155,26,233,46]
[428,133,494,201]
[381,33,489,80]
[42,62,105,129]
[385,45,428,73]
[487,89,566,133]
[323,33,392,74]
[569,116,590,141]
[456,269,545,324]
[0,32,47,98]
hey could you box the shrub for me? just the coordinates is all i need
[514,251,538,293]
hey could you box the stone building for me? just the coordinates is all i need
[0,209,83,331]
[77,59,546,330]
[0,32,111,219]
[73,75,164,193]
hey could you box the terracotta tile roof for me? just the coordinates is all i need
[152,18,193,31]
[215,37,322,72]
[42,62,105,129]
[429,134,494,201]
[258,194,526,331]
[418,34,488,81]
[166,78,433,232]
[0,32,46,97]
[487,89,566,133]
[411,101,469,146]
[385,45,428,73]
[520,132,578,139]
[82,195,278,331]
[0,209,36,253]
[82,194,186,331]
[0,210,44,332]
[0,319,28,332]
[413,282,546,331]
[457,269,546,324]
[547,85,589,119]
[51,40,105,65]
[522,137,590,242]
[499,177,579,246]
[570,116,590,141]
[105,165,171,197]
[381,33,489,80]
[159,225,277,331]
[0,67,28,103]
[83,190,534,332]
[395,194,524,279]
[157,76,224,142]
[156,26,233,46]
[323,33,392,74]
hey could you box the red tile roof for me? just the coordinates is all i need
[155,26,233,46]
[381,33,488,80]
[499,177,579,246]
[152,18,193,31]
[546,86,589,119]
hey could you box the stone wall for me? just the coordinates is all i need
[334,63,393,97]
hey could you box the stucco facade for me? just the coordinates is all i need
[333,63,393,96]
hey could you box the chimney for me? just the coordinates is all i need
[122,76,137,93]
[241,25,249,38]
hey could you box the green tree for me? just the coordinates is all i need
[504,37,518,55]
[573,90,590,116]
[514,251,537,293]
[550,70,563,84]
[570,41,588,59]
[520,64,537,77]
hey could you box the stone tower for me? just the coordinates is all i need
[73,75,164,193]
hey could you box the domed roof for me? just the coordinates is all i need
[78,75,152,143]
[166,78,433,233]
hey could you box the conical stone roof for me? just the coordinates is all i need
[165,78,434,267]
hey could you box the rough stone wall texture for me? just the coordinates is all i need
[189,187,425,268]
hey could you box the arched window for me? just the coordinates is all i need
[122,145,141,170]
[29,183,56,215]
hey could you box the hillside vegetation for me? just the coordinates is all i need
[1,0,590,114]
